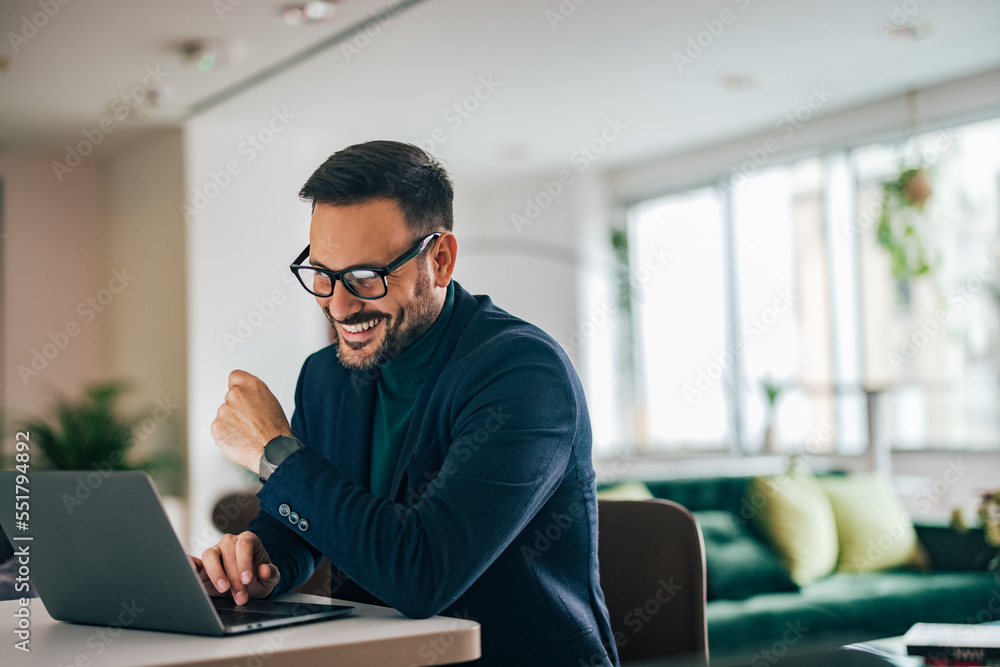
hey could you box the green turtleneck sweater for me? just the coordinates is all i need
[369,280,455,498]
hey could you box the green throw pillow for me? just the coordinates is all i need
[694,511,799,600]
[819,473,927,573]
[748,470,840,585]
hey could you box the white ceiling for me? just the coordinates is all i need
[2,0,999,182]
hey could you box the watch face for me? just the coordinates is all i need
[265,436,300,465]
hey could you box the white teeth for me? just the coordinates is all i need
[343,318,380,334]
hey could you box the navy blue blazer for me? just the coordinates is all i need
[249,281,619,666]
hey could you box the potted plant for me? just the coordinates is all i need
[761,377,782,454]
[950,489,1000,580]
[16,380,182,495]
[876,166,934,302]
[978,489,1000,575]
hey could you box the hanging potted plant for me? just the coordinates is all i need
[876,166,935,301]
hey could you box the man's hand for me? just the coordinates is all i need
[190,532,280,605]
[211,370,292,472]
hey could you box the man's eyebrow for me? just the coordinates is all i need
[309,256,381,272]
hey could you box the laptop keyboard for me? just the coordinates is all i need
[216,607,286,627]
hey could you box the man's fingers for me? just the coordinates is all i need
[235,533,258,586]
[189,555,211,587]
[200,546,230,595]
[228,370,254,389]
[246,562,280,599]
[219,540,249,604]
[200,534,276,602]
[258,562,278,583]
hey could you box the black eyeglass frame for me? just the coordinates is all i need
[290,232,443,299]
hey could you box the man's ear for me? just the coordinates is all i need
[431,233,457,287]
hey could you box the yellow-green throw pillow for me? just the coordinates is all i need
[749,470,839,585]
[596,481,654,500]
[819,473,926,573]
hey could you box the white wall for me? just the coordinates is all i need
[183,108,329,554]
[451,169,629,455]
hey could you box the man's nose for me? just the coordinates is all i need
[318,280,365,321]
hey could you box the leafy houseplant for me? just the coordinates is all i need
[18,381,181,493]
[876,167,934,284]
[978,489,1000,574]
[760,377,782,454]
[950,489,1000,579]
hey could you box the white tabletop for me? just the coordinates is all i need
[0,592,480,666]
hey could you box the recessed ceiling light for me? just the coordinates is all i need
[281,1,337,25]
[882,22,934,41]
[498,142,531,160]
[179,39,246,70]
[720,74,756,91]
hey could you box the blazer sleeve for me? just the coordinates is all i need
[255,336,581,618]
[247,355,323,596]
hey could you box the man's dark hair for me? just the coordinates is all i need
[299,141,454,234]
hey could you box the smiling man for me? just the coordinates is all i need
[193,141,619,667]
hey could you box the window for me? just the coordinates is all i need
[627,116,1000,453]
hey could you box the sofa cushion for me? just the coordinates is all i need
[694,511,799,601]
[749,470,839,585]
[706,570,998,653]
[646,476,754,518]
[819,473,927,573]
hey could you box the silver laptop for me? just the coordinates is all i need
[0,470,353,635]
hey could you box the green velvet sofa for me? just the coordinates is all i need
[637,476,998,658]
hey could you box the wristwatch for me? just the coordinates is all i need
[259,435,303,482]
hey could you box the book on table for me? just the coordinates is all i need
[904,623,1000,663]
